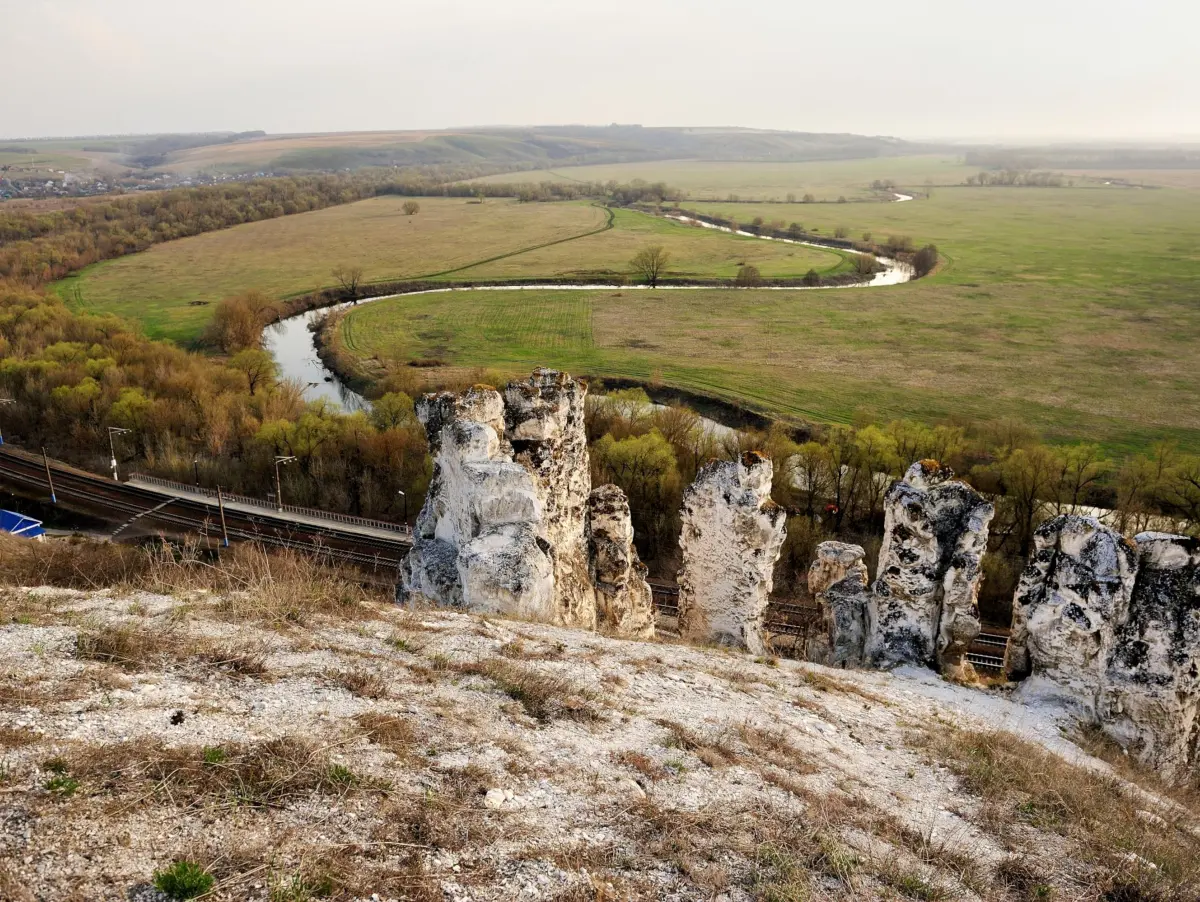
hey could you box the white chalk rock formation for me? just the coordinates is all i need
[587,484,655,640]
[402,388,555,618]
[677,452,787,654]
[1103,532,1200,779]
[505,369,596,630]
[867,460,994,677]
[809,541,870,666]
[1006,514,1138,716]
[402,370,652,639]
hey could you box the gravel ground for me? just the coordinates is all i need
[0,586,1188,901]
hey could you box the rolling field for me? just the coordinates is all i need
[452,207,844,281]
[59,199,843,343]
[58,198,608,343]
[337,181,1200,455]
[467,155,979,200]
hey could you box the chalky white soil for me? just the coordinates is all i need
[0,588,1177,901]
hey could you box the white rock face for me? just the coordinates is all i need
[401,370,651,639]
[866,460,994,677]
[587,484,655,640]
[1006,514,1138,717]
[402,393,555,618]
[809,541,870,667]
[505,369,595,630]
[1103,533,1200,779]
[677,452,787,654]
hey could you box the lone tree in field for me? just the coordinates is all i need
[735,264,764,287]
[630,246,671,287]
[332,265,364,298]
[403,200,420,216]
[913,244,939,278]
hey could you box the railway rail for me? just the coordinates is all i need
[0,446,412,571]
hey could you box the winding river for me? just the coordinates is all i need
[264,209,916,411]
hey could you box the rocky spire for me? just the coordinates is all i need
[1005,514,1138,716]
[677,452,787,654]
[866,460,994,678]
[808,541,870,667]
[587,484,655,640]
[1103,532,1200,778]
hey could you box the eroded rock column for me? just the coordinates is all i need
[504,369,596,630]
[866,460,994,677]
[1005,514,1137,716]
[808,541,870,667]
[677,452,787,654]
[1103,533,1200,778]
[587,484,655,640]
[401,387,555,619]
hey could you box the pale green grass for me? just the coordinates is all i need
[341,182,1200,454]
[454,207,845,280]
[467,155,978,200]
[58,197,607,343]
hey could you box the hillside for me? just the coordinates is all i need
[1,584,1195,901]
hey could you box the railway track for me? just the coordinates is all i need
[0,446,412,571]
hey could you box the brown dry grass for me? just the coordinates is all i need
[73,623,268,676]
[455,657,600,723]
[327,667,389,699]
[67,735,374,809]
[911,725,1200,900]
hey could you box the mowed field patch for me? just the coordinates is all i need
[453,207,845,281]
[467,155,979,200]
[59,197,607,343]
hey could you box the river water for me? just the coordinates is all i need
[264,210,916,411]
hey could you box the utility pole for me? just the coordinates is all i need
[107,427,131,481]
[216,485,230,548]
[0,398,13,445]
[41,447,57,504]
[273,456,297,512]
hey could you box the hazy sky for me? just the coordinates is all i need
[4,0,1197,141]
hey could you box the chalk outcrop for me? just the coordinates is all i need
[402,388,555,619]
[809,541,870,667]
[505,369,596,630]
[1103,533,1200,778]
[677,452,787,653]
[401,370,652,639]
[1006,514,1138,716]
[867,460,994,677]
[587,484,655,640]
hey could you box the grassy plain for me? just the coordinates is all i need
[59,198,608,343]
[339,182,1200,454]
[453,207,844,281]
[468,155,979,200]
[60,200,843,343]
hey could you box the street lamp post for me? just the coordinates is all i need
[107,427,132,481]
[0,398,13,445]
[397,489,407,525]
[273,455,297,512]
[193,457,201,487]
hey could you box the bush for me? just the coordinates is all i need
[913,243,939,278]
[153,860,215,900]
[735,264,764,287]
[802,269,821,287]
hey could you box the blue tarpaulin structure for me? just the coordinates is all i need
[0,510,45,540]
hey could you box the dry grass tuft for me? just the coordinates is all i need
[354,712,418,760]
[736,722,818,775]
[655,718,739,767]
[798,669,888,705]
[0,534,150,591]
[327,667,389,699]
[74,624,269,676]
[0,724,41,748]
[457,658,599,723]
[911,725,1200,900]
[68,736,374,808]
[611,750,666,782]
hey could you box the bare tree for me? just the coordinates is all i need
[630,246,671,287]
[402,200,420,216]
[735,264,763,287]
[332,265,364,298]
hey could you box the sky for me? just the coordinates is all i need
[4,0,1197,141]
